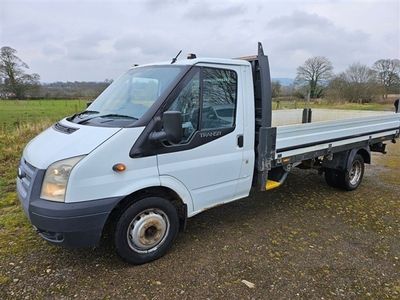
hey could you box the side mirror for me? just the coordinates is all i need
[163,111,182,143]
[150,111,182,144]
[395,99,399,113]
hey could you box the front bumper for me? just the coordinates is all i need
[17,159,121,248]
[29,196,120,247]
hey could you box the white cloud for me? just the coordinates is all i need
[1,0,398,81]
[264,11,374,75]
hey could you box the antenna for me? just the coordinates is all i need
[171,50,182,64]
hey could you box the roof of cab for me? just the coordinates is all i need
[133,57,251,69]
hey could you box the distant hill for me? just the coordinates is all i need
[272,78,294,86]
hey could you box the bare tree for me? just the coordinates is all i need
[271,81,281,98]
[372,59,400,99]
[344,63,375,84]
[295,56,334,98]
[328,63,378,103]
[0,46,40,99]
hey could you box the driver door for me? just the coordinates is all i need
[157,65,244,213]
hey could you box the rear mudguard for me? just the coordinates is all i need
[322,147,370,172]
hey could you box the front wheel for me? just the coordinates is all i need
[114,197,179,265]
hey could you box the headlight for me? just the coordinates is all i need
[40,156,85,202]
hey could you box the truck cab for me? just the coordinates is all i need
[17,44,400,264]
[17,53,258,264]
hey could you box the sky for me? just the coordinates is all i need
[1,0,399,82]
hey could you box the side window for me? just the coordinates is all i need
[168,69,200,142]
[201,68,237,130]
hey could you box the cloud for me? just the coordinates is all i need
[1,21,56,44]
[1,0,398,82]
[268,10,334,30]
[65,33,111,61]
[264,11,371,74]
[143,0,189,10]
[42,44,65,57]
[184,2,246,20]
[114,32,176,56]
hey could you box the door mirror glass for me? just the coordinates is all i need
[150,111,182,144]
[162,111,182,144]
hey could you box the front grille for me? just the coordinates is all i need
[18,159,36,197]
[17,158,38,216]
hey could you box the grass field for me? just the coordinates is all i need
[0,99,399,298]
[0,98,396,131]
[0,100,86,132]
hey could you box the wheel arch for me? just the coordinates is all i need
[323,147,370,172]
[347,147,370,170]
[103,184,190,240]
[356,148,371,164]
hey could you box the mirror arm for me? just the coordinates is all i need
[149,111,182,144]
[149,131,167,142]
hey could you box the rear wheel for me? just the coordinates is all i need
[342,154,365,191]
[324,168,342,188]
[114,197,179,265]
[324,154,365,191]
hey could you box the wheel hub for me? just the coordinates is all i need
[127,209,169,253]
[349,161,362,185]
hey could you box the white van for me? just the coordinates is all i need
[17,44,400,264]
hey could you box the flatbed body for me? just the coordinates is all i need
[244,49,400,190]
[273,109,399,160]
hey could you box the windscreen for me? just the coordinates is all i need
[88,66,185,120]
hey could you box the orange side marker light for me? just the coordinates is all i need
[112,163,126,172]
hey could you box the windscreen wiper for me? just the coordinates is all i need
[79,110,100,115]
[98,114,137,119]
[77,113,137,124]
[70,110,100,121]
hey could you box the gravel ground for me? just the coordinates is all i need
[1,144,399,299]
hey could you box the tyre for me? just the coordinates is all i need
[114,197,179,265]
[324,168,343,188]
[342,154,365,191]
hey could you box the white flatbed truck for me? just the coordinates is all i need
[17,43,400,264]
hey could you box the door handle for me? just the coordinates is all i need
[237,135,244,148]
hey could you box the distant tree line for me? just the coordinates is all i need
[39,81,112,99]
[1,45,399,103]
[291,56,400,103]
